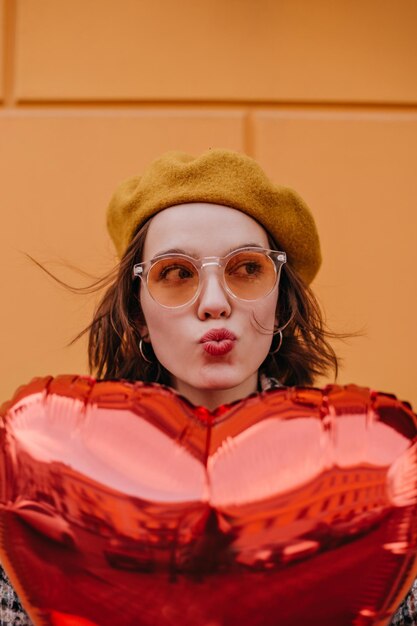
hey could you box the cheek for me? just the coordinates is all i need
[250,291,278,329]
[242,294,277,360]
[140,294,183,359]
[139,291,164,337]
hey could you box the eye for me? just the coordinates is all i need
[241,261,262,275]
[154,260,196,282]
[227,258,264,279]
[160,265,193,280]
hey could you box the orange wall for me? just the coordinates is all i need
[1,0,416,409]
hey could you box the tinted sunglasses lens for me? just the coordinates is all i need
[147,257,199,307]
[225,251,277,300]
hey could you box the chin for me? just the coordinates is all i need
[198,381,237,392]
[193,370,245,391]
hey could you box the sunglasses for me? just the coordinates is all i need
[133,247,287,308]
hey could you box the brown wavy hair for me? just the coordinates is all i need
[28,218,346,388]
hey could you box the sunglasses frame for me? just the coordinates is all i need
[133,246,287,309]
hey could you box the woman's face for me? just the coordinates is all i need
[139,203,279,405]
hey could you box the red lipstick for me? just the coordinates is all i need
[199,328,236,356]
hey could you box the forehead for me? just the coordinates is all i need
[143,203,270,258]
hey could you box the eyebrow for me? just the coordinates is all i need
[153,243,265,259]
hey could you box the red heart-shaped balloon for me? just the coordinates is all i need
[0,375,417,626]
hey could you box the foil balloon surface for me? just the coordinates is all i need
[0,376,417,626]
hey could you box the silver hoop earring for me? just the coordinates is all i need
[269,330,283,355]
[139,338,153,364]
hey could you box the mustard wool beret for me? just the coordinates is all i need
[106,149,322,285]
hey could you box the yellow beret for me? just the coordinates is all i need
[106,149,321,284]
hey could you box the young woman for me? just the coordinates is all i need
[94,148,337,406]
[1,149,413,624]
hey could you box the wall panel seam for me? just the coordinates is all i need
[10,100,417,112]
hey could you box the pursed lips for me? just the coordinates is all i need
[199,328,236,356]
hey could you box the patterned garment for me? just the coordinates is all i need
[0,375,415,625]
[390,581,417,625]
[0,567,32,625]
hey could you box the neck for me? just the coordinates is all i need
[172,373,259,411]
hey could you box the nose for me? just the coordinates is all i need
[196,269,232,320]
